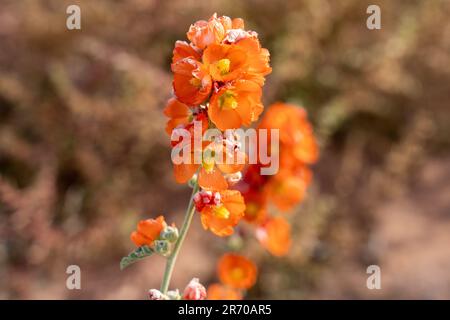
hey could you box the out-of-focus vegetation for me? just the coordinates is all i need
[0,0,449,299]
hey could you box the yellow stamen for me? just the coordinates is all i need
[215,58,231,75]
[202,156,215,173]
[219,91,238,110]
[213,205,230,219]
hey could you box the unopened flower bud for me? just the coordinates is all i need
[160,226,179,243]
[154,240,170,256]
[148,289,167,300]
[194,190,221,212]
[167,289,181,300]
[183,278,207,300]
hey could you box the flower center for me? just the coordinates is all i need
[219,91,238,110]
[231,267,244,280]
[215,58,231,75]
[213,205,230,219]
[202,151,216,173]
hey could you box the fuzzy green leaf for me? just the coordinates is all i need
[120,245,154,270]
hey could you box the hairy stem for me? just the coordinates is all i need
[160,182,199,294]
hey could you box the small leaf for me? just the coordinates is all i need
[120,245,154,270]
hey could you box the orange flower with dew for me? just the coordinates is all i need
[207,283,242,300]
[130,216,166,247]
[187,14,244,50]
[264,167,311,212]
[256,216,292,257]
[217,253,257,289]
[172,41,201,65]
[196,190,245,237]
[172,58,212,106]
[208,80,263,130]
[258,103,319,164]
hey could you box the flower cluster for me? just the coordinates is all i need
[165,13,272,237]
[207,253,257,300]
[121,14,319,301]
[237,103,319,256]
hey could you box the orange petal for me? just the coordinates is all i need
[198,167,228,190]
[130,231,152,247]
[163,98,190,118]
[173,163,199,184]
[221,190,246,218]
[216,149,246,174]
[200,206,235,237]
[172,41,201,65]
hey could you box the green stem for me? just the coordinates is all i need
[160,182,199,294]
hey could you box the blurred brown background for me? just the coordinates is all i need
[0,0,449,299]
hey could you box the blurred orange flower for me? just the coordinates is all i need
[130,216,166,247]
[242,190,267,225]
[264,167,311,212]
[198,190,246,236]
[256,216,292,257]
[217,253,257,289]
[208,80,263,130]
[207,283,242,300]
[259,102,319,165]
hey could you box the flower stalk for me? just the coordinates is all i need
[160,182,199,294]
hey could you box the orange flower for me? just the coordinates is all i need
[235,38,272,86]
[217,253,257,289]
[163,98,208,136]
[163,98,191,135]
[130,216,166,247]
[187,14,244,50]
[198,190,245,237]
[207,283,242,300]
[256,216,291,257]
[264,167,311,212]
[198,141,246,190]
[172,58,212,106]
[172,137,246,190]
[259,103,319,165]
[172,41,201,65]
[203,44,248,82]
[208,80,263,130]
